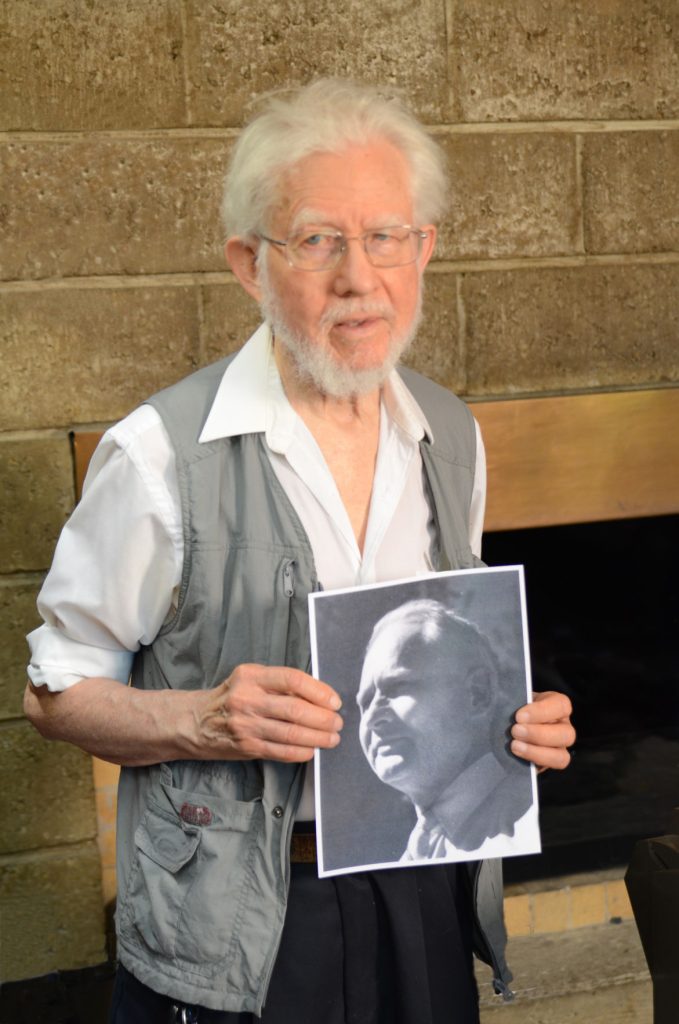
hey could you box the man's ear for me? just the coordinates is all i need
[466,667,494,715]
[225,237,262,303]
[417,224,437,271]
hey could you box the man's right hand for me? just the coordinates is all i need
[190,664,343,763]
[24,667,343,767]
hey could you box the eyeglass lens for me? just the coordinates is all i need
[287,228,422,270]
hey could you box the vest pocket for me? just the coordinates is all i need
[122,782,262,969]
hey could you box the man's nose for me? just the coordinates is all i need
[332,237,379,296]
[364,690,391,727]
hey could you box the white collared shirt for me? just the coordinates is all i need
[28,324,486,814]
[402,753,540,863]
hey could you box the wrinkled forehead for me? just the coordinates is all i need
[266,140,415,233]
[358,621,432,691]
[358,614,484,698]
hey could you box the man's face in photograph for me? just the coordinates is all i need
[356,616,483,807]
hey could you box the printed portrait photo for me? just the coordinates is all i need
[310,566,541,876]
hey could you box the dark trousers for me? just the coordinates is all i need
[109,862,480,1024]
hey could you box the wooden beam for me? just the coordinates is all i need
[72,387,679,529]
[72,431,102,501]
[472,388,679,532]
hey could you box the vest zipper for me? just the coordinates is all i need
[282,559,295,597]
[269,559,296,664]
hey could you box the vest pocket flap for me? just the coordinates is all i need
[157,778,261,833]
[134,812,201,873]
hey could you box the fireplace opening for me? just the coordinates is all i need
[482,512,679,883]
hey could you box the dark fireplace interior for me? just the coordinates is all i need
[482,513,679,883]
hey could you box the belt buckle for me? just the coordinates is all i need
[290,831,317,863]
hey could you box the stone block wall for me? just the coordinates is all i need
[1,0,677,982]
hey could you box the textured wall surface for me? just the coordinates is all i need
[1,0,677,983]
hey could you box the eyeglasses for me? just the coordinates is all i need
[258,225,429,272]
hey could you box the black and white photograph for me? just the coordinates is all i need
[310,566,541,877]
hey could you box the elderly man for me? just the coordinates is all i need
[25,79,574,1024]
[357,599,535,861]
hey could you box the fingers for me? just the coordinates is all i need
[511,690,576,771]
[229,665,343,730]
[512,720,576,749]
[196,664,344,763]
[510,739,572,771]
[515,690,573,725]
[261,665,342,712]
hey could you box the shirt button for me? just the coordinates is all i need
[272,805,284,819]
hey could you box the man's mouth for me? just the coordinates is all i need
[370,730,406,759]
[334,316,379,326]
[330,316,384,339]
[321,302,393,333]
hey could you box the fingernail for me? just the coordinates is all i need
[329,695,341,710]
[515,709,529,723]
[330,732,341,746]
[513,724,528,739]
[512,740,527,755]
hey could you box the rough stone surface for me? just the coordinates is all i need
[0,843,106,980]
[0,286,200,430]
[0,0,186,131]
[404,272,462,391]
[200,281,267,365]
[583,130,679,255]
[0,722,97,854]
[0,138,232,281]
[463,263,679,395]
[533,887,571,933]
[184,0,451,126]
[0,579,42,719]
[450,0,679,122]
[0,438,73,572]
[477,920,651,1022]
[438,133,580,260]
[571,883,607,929]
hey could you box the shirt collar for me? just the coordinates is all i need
[199,322,272,442]
[416,752,506,842]
[198,322,434,446]
[384,371,434,445]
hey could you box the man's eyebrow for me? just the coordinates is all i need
[364,215,411,230]
[288,210,410,234]
[357,667,412,707]
[288,209,333,233]
[356,681,374,708]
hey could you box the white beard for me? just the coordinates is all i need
[257,252,423,399]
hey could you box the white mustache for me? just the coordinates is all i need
[320,301,394,329]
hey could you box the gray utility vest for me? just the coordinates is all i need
[114,354,514,1014]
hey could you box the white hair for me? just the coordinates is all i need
[221,78,448,238]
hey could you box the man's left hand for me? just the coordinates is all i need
[511,691,575,771]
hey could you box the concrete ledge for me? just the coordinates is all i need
[504,868,634,937]
[477,919,652,1023]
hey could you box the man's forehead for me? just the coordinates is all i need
[362,619,430,675]
[363,614,481,675]
[269,141,414,230]
[287,207,409,233]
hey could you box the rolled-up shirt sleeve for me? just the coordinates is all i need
[27,406,182,691]
[469,418,487,560]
